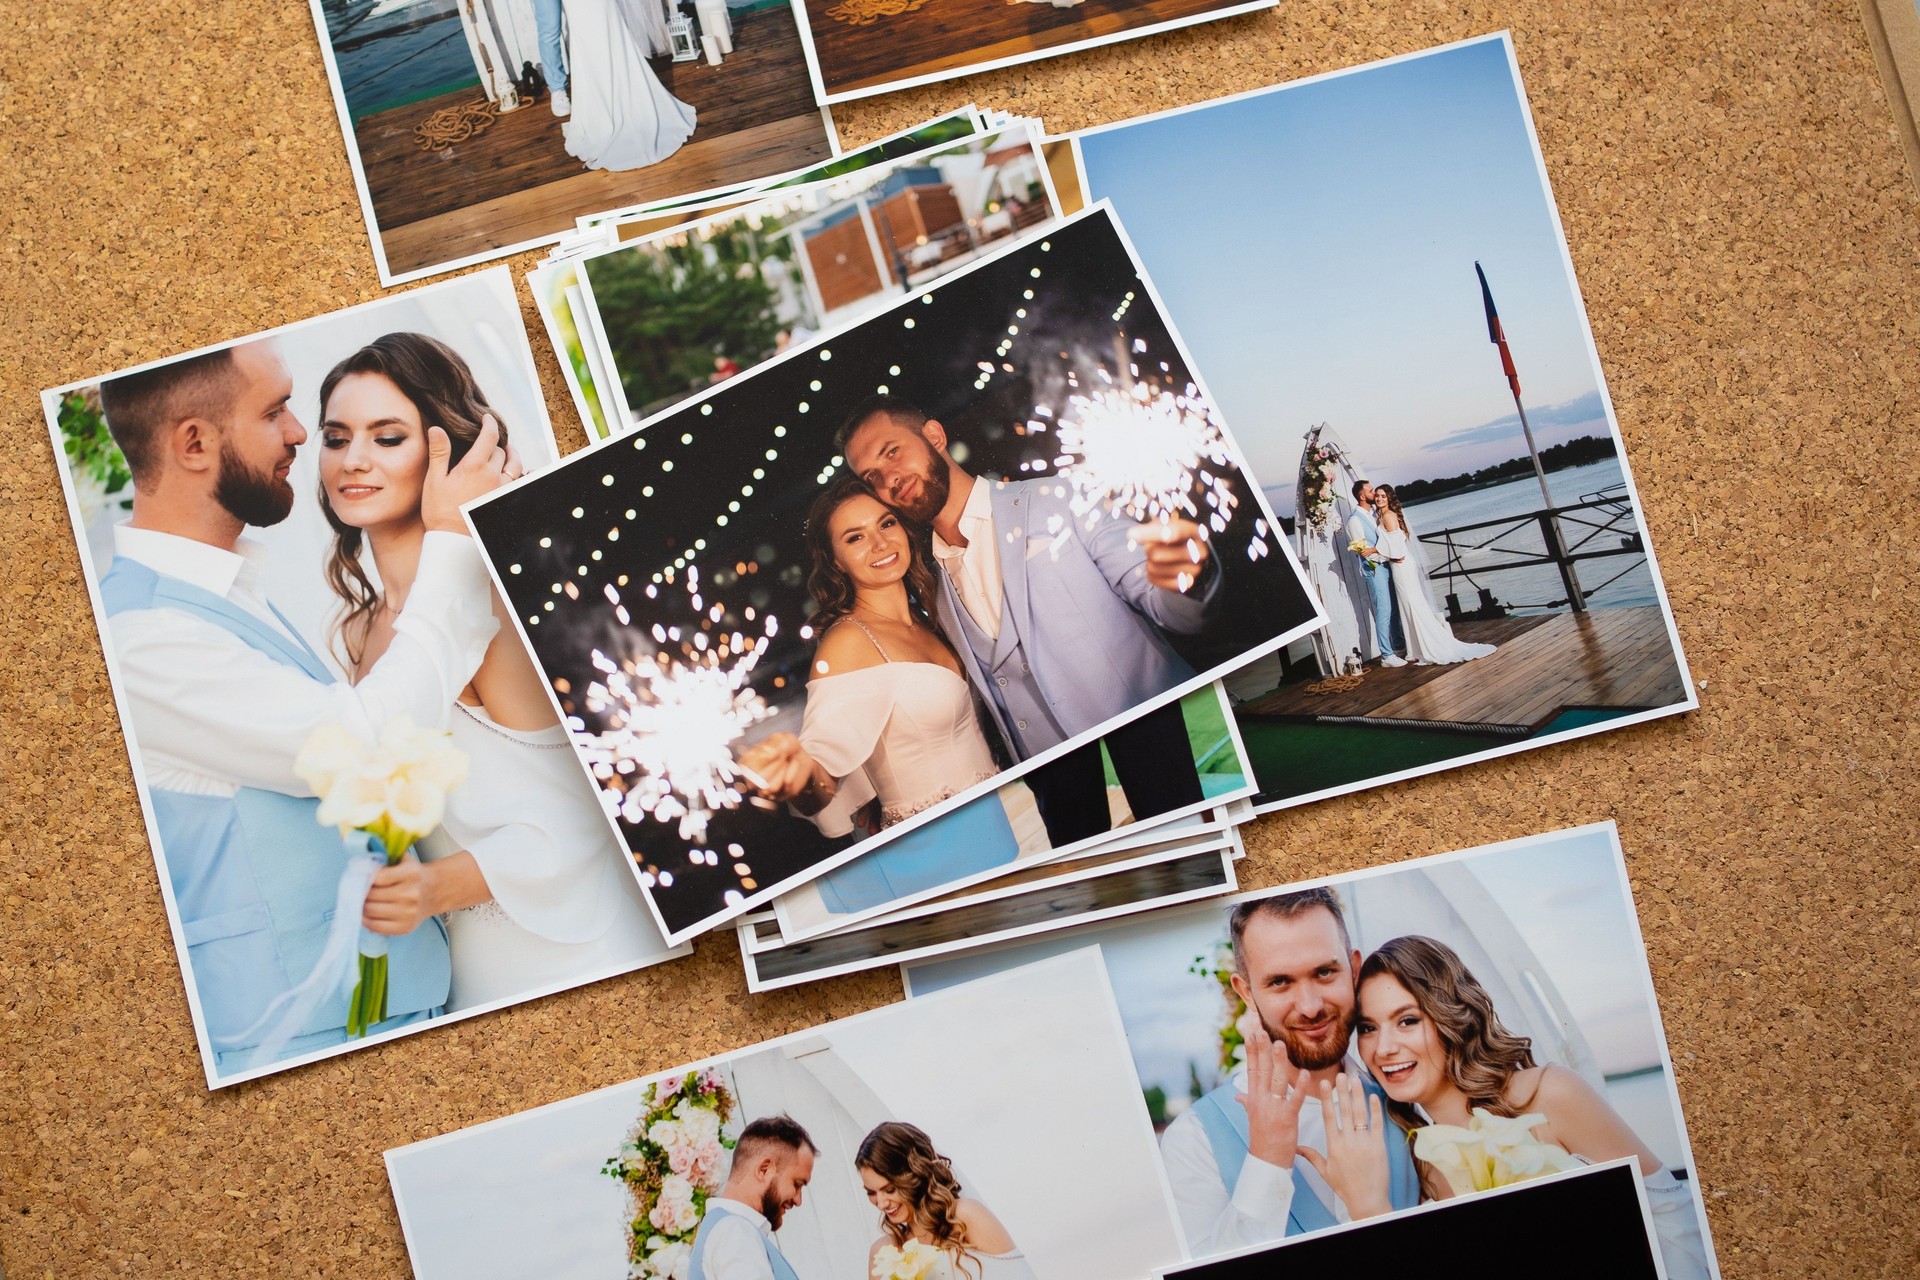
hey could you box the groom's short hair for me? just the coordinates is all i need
[98,349,242,487]
[1229,888,1353,976]
[1351,479,1370,500]
[835,393,927,452]
[735,1114,819,1164]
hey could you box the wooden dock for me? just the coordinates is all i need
[1238,606,1687,734]
[357,8,832,273]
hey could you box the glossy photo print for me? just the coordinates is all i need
[386,949,1188,1279]
[906,823,1719,1278]
[465,204,1322,943]
[1059,34,1694,813]
[41,269,684,1088]
[311,0,837,282]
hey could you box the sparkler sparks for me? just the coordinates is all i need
[572,576,780,844]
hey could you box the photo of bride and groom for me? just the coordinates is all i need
[314,0,833,280]
[902,825,1719,1280]
[45,272,680,1085]
[463,209,1322,942]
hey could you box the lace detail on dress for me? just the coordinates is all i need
[448,899,514,927]
[881,768,999,826]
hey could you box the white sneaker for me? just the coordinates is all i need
[1379,654,1407,667]
[551,88,571,118]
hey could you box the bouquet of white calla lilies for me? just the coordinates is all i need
[293,715,469,1037]
[870,1240,943,1280]
[1412,1108,1583,1195]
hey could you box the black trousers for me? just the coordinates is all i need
[1022,698,1205,848]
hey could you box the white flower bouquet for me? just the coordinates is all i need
[871,1239,944,1280]
[1412,1108,1583,1196]
[293,715,469,1037]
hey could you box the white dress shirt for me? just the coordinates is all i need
[696,1198,778,1280]
[1159,1058,1360,1258]
[930,476,1004,639]
[1345,509,1384,562]
[106,524,499,797]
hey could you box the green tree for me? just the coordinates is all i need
[587,239,782,411]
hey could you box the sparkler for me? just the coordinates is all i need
[572,573,779,844]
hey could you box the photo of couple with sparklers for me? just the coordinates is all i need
[465,207,1324,944]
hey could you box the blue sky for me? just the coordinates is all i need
[1078,36,1613,501]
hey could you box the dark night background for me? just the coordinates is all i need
[469,210,1316,937]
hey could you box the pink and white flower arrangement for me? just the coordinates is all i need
[604,1069,738,1278]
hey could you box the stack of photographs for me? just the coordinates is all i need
[41,17,1722,1278]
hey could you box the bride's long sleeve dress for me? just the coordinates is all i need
[1378,526,1496,665]
[562,0,697,172]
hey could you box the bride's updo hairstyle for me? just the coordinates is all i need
[801,474,938,636]
[316,332,508,666]
[855,1122,979,1279]
[1359,935,1537,1130]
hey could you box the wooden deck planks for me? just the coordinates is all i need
[355,8,828,271]
[1239,607,1685,732]
[803,0,1256,94]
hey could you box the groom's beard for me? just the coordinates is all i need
[1264,1008,1355,1073]
[888,438,951,526]
[214,443,297,528]
[760,1187,789,1229]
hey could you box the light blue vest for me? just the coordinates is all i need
[687,1203,800,1280]
[1190,1077,1421,1235]
[940,568,1064,759]
[102,557,449,1073]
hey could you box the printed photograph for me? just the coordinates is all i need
[1063,34,1695,811]
[742,836,1237,991]
[465,205,1322,943]
[1159,1161,1665,1279]
[311,0,836,281]
[905,823,1719,1278]
[386,949,1187,1279]
[771,682,1252,943]
[789,0,1274,103]
[577,124,1060,429]
[42,270,682,1087]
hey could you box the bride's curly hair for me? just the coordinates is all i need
[1374,482,1411,534]
[856,1122,980,1280]
[1358,935,1537,1133]
[801,474,939,638]
[316,332,507,669]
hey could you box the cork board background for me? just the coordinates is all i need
[1,0,1916,1275]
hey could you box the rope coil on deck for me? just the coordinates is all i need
[825,0,934,24]
[414,99,500,152]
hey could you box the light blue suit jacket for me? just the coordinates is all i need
[931,477,1222,757]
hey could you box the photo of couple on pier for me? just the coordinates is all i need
[464,209,1321,943]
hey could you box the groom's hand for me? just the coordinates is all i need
[1130,517,1212,593]
[423,414,522,535]
[1235,1025,1311,1169]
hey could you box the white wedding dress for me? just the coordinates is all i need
[1378,526,1497,665]
[926,1247,1039,1279]
[423,700,668,1011]
[562,0,697,172]
[797,622,999,835]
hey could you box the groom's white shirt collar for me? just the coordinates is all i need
[931,476,1003,639]
[112,525,294,639]
[706,1197,773,1231]
[700,1197,781,1280]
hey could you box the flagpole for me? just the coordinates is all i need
[1476,263,1585,611]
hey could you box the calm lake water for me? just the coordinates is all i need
[1400,456,1661,613]
[323,0,479,120]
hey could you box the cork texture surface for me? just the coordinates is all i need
[2,0,1917,1275]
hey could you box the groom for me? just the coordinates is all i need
[1346,480,1405,667]
[535,0,570,117]
[1159,890,1420,1255]
[96,339,515,1074]
[838,395,1218,848]
[689,1115,817,1280]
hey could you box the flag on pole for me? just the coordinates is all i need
[1475,261,1521,400]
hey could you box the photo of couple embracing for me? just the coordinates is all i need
[47,274,677,1085]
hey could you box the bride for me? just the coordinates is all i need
[560,0,698,172]
[1371,485,1495,665]
[315,332,663,1011]
[738,477,1014,852]
[856,1122,1035,1280]
[1348,935,1711,1279]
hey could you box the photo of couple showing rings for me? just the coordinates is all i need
[385,950,1189,1279]
[43,271,681,1087]
[465,205,1322,942]
[905,823,1718,1279]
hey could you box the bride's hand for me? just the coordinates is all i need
[1297,1072,1394,1220]
[735,733,826,805]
